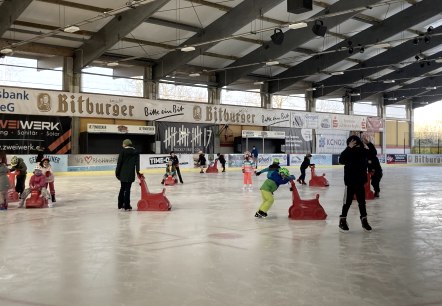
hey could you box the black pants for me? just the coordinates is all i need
[341,184,367,218]
[220,162,225,172]
[16,175,26,194]
[371,171,383,193]
[118,182,132,209]
[176,167,183,183]
[299,167,306,182]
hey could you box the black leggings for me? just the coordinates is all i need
[118,181,133,209]
[341,184,367,218]
[15,175,26,194]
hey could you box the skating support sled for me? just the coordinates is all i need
[288,180,327,220]
[164,175,177,186]
[26,189,49,209]
[138,174,171,211]
[205,159,219,173]
[7,171,19,202]
[308,165,329,187]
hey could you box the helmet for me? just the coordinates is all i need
[34,166,42,176]
[273,158,280,164]
[278,167,290,177]
[10,156,18,166]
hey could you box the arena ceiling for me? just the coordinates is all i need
[1,0,442,109]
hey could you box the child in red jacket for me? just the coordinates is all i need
[18,167,49,208]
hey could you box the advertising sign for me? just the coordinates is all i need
[386,154,407,164]
[87,124,155,135]
[407,154,442,164]
[0,114,72,154]
[316,129,348,154]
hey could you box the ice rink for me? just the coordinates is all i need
[1,165,441,306]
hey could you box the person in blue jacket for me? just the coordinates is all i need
[255,167,295,218]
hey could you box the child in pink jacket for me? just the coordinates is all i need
[18,167,49,208]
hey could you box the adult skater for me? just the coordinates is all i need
[338,135,372,232]
[115,139,140,211]
[170,151,183,184]
[297,153,313,185]
[363,136,382,198]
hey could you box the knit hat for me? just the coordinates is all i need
[123,139,132,146]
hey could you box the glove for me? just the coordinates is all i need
[46,171,51,177]
[255,171,261,176]
[290,187,293,191]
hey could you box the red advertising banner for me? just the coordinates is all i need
[386,154,407,164]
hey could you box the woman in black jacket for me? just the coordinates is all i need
[115,139,140,211]
[338,135,372,232]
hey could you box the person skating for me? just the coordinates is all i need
[217,153,226,172]
[115,139,141,211]
[363,136,383,198]
[255,167,295,218]
[255,158,280,178]
[39,157,56,203]
[170,151,183,183]
[9,156,27,198]
[298,153,313,185]
[338,135,372,232]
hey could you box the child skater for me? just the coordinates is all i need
[242,152,255,190]
[0,151,9,210]
[161,160,178,184]
[9,156,27,198]
[255,167,295,218]
[255,158,280,177]
[18,167,50,208]
[197,151,206,173]
[297,153,313,185]
[39,158,56,203]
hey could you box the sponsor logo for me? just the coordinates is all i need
[0,89,29,100]
[37,93,51,112]
[292,115,304,127]
[193,106,202,121]
[117,125,128,133]
[57,94,134,117]
[0,120,60,131]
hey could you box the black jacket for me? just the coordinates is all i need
[170,155,180,168]
[300,157,312,170]
[116,147,140,183]
[366,142,382,173]
[339,146,368,186]
[217,154,226,164]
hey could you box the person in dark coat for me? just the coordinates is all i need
[297,153,313,185]
[197,151,206,173]
[115,139,140,211]
[217,153,226,172]
[36,146,46,163]
[10,156,27,196]
[338,135,372,232]
[170,151,183,183]
[363,137,383,198]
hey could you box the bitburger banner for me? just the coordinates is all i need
[1,86,367,130]
[0,114,72,154]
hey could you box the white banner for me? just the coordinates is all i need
[241,130,285,139]
[1,86,367,130]
[87,123,155,135]
[407,154,442,164]
[316,129,349,154]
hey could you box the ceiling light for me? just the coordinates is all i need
[358,44,365,53]
[372,43,391,48]
[425,86,437,90]
[266,61,279,66]
[387,97,397,101]
[253,81,264,85]
[420,102,428,105]
[64,26,80,33]
[107,62,119,67]
[0,48,13,54]
[349,93,360,96]
[270,29,284,45]
[330,71,344,75]
[306,87,316,91]
[288,22,308,30]
[189,73,200,77]
[383,80,395,84]
[424,36,431,44]
[435,59,442,63]
[181,46,195,52]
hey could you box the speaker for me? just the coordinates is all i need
[270,29,284,45]
[312,20,327,37]
[287,0,313,14]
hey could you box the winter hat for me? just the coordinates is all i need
[123,139,132,146]
[273,158,280,164]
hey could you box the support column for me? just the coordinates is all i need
[343,96,353,115]
[378,96,386,154]
[407,100,414,150]
[143,66,158,100]
[63,57,81,154]
[306,90,315,154]
[208,80,222,153]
